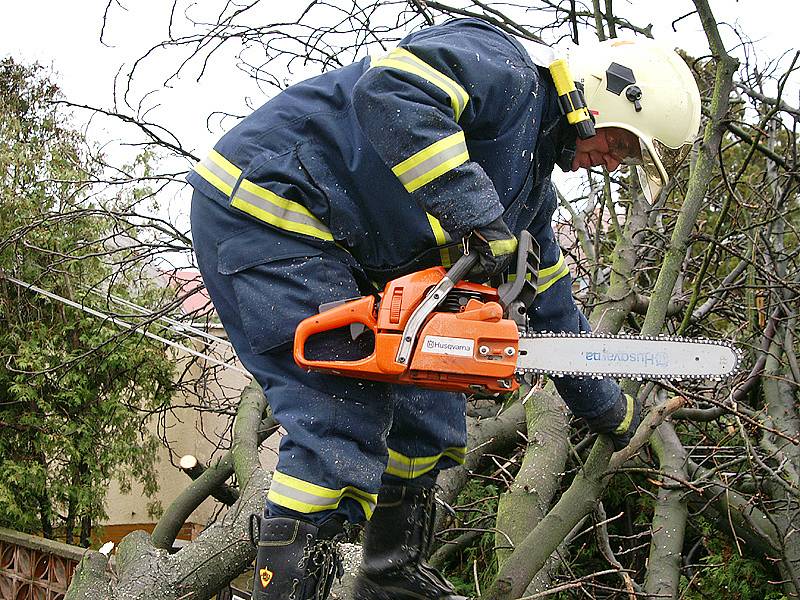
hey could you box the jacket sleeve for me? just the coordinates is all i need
[525,184,621,420]
[352,20,540,239]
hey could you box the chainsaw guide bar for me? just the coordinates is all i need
[515,332,742,381]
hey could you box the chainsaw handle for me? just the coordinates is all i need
[445,251,479,283]
[294,295,382,374]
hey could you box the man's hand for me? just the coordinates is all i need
[469,217,517,280]
[587,392,642,451]
[609,393,642,450]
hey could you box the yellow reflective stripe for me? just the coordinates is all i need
[236,178,332,235]
[537,265,570,294]
[237,177,320,224]
[614,394,635,434]
[505,250,570,292]
[208,149,241,179]
[194,162,231,196]
[230,196,334,241]
[538,252,565,278]
[392,131,469,193]
[267,471,378,519]
[192,150,334,242]
[444,245,464,266]
[193,150,241,196]
[385,447,467,479]
[372,47,470,120]
[488,236,518,257]
[536,251,570,294]
[426,213,452,267]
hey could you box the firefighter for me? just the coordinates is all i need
[188,17,701,600]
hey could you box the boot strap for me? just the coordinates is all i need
[249,513,262,547]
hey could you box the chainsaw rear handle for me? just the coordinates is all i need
[293,295,385,375]
[294,253,481,377]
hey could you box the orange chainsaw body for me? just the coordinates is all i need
[294,266,521,393]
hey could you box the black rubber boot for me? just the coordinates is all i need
[249,513,343,600]
[353,484,468,600]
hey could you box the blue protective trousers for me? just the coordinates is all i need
[191,191,466,524]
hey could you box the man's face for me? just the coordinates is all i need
[571,127,642,173]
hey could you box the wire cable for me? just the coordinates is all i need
[3,273,250,376]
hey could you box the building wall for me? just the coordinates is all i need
[101,326,280,545]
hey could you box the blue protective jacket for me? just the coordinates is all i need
[187,18,576,283]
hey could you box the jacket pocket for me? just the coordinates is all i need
[228,146,335,243]
[217,226,337,354]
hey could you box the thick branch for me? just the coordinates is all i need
[641,0,738,337]
[494,387,569,576]
[483,396,683,600]
[435,401,526,531]
[644,422,689,598]
[150,384,277,550]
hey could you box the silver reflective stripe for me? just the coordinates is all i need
[233,182,334,234]
[193,150,334,241]
[395,139,469,188]
[386,447,467,479]
[387,454,439,475]
[536,258,570,294]
[269,479,335,508]
[199,154,238,192]
[381,53,468,119]
[269,478,377,512]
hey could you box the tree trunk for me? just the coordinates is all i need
[434,400,526,533]
[483,396,683,600]
[760,337,800,596]
[65,379,269,600]
[79,515,91,549]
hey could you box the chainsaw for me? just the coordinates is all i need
[293,232,740,394]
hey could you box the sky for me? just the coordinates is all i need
[1,0,798,234]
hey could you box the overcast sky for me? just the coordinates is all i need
[1,0,798,235]
[3,1,797,151]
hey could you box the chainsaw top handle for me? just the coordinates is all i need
[496,230,539,312]
[439,229,539,309]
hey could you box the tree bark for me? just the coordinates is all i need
[434,400,526,532]
[494,388,568,566]
[644,421,689,599]
[760,337,800,596]
[493,387,568,594]
[483,397,683,600]
[65,379,270,600]
[150,380,277,550]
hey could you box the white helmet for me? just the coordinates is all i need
[568,38,702,200]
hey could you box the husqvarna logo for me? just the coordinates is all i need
[422,335,474,357]
[583,350,669,367]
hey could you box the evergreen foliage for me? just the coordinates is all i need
[0,58,174,547]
